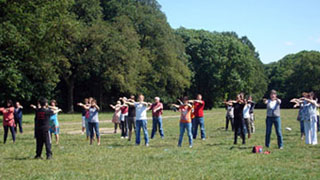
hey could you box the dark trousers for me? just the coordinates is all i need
[317,116,320,132]
[234,118,245,144]
[121,120,127,137]
[36,130,52,158]
[226,116,234,131]
[3,126,16,144]
[14,118,23,133]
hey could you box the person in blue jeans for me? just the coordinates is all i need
[80,99,100,145]
[150,97,164,139]
[263,90,283,149]
[126,94,151,146]
[291,92,308,140]
[14,101,24,134]
[189,94,206,140]
[172,97,193,148]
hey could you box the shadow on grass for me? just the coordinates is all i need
[4,156,31,161]
[229,146,252,150]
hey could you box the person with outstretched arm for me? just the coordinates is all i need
[172,96,193,148]
[263,90,283,149]
[125,94,151,146]
[189,94,206,140]
[0,100,16,144]
[14,101,23,134]
[150,97,164,139]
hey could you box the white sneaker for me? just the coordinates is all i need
[189,145,193,148]
[121,137,124,139]
[146,143,149,147]
[202,138,206,141]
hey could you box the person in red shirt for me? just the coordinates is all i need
[172,96,193,148]
[0,100,16,144]
[189,94,206,140]
[150,97,164,139]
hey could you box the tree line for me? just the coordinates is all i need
[0,0,319,111]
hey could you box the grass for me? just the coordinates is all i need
[0,109,319,180]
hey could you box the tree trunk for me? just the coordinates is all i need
[65,76,75,113]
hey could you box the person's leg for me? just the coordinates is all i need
[36,134,43,158]
[120,121,125,138]
[158,116,164,138]
[317,116,320,132]
[231,118,234,131]
[124,117,128,137]
[300,120,305,139]
[151,117,157,139]
[85,120,90,140]
[250,113,255,133]
[9,126,16,143]
[88,122,94,145]
[199,117,206,139]
[94,123,100,145]
[55,127,59,145]
[310,118,317,145]
[240,121,246,144]
[192,118,196,139]
[142,120,149,145]
[304,120,311,144]
[178,123,186,147]
[18,118,23,133]
[82,117,86,133]
[3,126,9,144]
[273,117,283,148]
[265,117,273,148]
[186,123,193,147]
[135,120,142,145]
[225,116,229,130]
[45,131,52,159]
[233,123,239,144]
[244,118,251,138]
[128,117,133,141]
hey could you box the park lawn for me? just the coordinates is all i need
[0,109,319,180]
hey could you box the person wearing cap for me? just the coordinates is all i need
[150,97,164,139]
[263,90,283,149]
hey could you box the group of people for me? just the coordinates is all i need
[291,91,319,145]
[1,90,319,160]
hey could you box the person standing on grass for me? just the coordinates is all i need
[14,101,23,134]
[224,100,234,131]
[172,97,193,148]
[0,100,16,144]
[248,96,256,133]
[243,101,251,139]
[48,100,62,145]
[227,93,246,145]
[126,95,136,141]
[119,97,129,139]
[263,90,283,149]
[190,94,206,140]
[150,97,164,139]
[301,92,318,145]
[110,101,121,134]
[77,99,91,140]
[290,92,308,140]
[87,99,101,145]
[125,94,151,146]
[32,98,56,160]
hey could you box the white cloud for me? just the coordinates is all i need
[284,41,294,46]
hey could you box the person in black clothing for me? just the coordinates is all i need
[126,95,136,141]
[14,101,23,134]
[227,93,247,145]
[31,98,57,160]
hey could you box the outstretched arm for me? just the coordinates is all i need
[171,104,180,109]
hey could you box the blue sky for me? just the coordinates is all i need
[157,0,320,64]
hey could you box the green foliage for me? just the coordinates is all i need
[176,28,267,108]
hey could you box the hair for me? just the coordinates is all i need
[84,98,89,103]
[183,96,189,101]
[6,100,13,107]
[50,99,57,105]
[91,98,97,104]
[270,90,277,95]
[39,98,48,107]
[155,97,160,101]
[197,94,202,97]
[309,91,315,99]
[130,95,135,99]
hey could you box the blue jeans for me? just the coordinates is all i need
[136,120,149,145]
[192,117,206,139]
[88,122,100,139]
[178,122,193,146]
[317,116,319,132]
[300,120,305,134]
[151,116,164,138]
[265,117,283,148]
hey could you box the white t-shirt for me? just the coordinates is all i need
[135,102,148,120]
[243,104,251,119]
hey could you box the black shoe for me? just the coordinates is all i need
[34,156,42,159]
[47,156,52,160]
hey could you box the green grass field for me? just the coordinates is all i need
[0,109,319,180]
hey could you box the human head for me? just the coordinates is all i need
[154,97,160,103]
[248,95,252,101]
[270,90,277,100]
[183,96,189,105]
[91,99,97,106]
[138,94,144,102]
[50,100,57,106]
[236,93,244,101]
[309,91,315,100]
[196,94,202,100]
[302,92,308,98]
[88,97,93,103]
[84,98,89,104]
[39,98,48,107]
[130,95,135,101]
[116,100,121,105]
[15,101,20,107]
[6,100,13,107]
